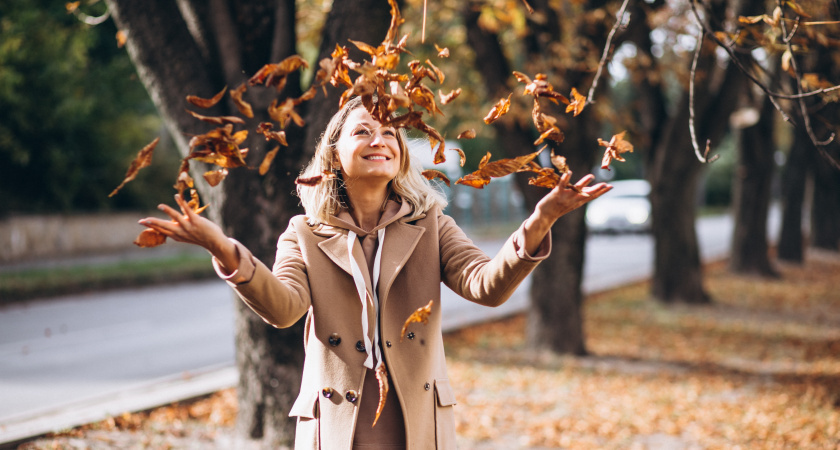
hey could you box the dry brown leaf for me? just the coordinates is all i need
[372,363,389,428]
[109,137,159,197]
[401,300,434,341]
[566,87,586,116]
[457,129,476,140]
[295,170,337,187]
[455,148,543,189]
[203,169,228,187]
[186,109,245,125]
[483,94,512,124]
[116,30,127,48]
[259,147,280,176]
[229,83,253,118]
[515,72,569,105]
[422,169,450,187]
[439,88,461,105]
[598,131,634,170]
[186,86,227,109]
[451,147,466,167]
[173,160,194,196]
[435,44,450,58]
[133,228,167,248]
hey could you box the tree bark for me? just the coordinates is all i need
[810,154,840,251]
[777,129,810,262]
[463,0,603,354]
[729,92,778,277]
[106,0,391,445]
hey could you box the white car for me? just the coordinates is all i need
[586,179,652,234]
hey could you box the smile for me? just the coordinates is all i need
[363,155,391,161]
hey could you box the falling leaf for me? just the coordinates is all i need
[229,83,253,118]
[268,98,305,128]
[133,228,167,248]
[256,122,288,146]
[173,160,193,195]
[186,109,245,125]
[435,44,450,58]
[439,88,461,105]
[457,129,476,140]
[259,147,279,176]
[515,72,569,105]
[109,137,159,197]
[295,171,337,187]
[65,2,80,13]
[422,169,450,187]
[186,86,227,109]
[451,147,467,167]
[483,94,512,124]
[116,30,127,48]
[372,363,389,428]
[532,100,564,145]
[455,149,543,189]
[204,168,228,187]
[248,55,309,92]
[550,149,569,173]
[527,167,562,189]
[401,300,433,341]
[598,131,634,170]
[566,87,586,116]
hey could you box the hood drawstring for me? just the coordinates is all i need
[346,228,386,370]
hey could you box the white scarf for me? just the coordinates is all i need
[346,228,386,370]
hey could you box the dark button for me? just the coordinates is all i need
[386,340,392,348]
[355,340,366,352]
[424,382,431,391]
[345,390,358,403]
[407,332,415,340]
[328,333,341,347]
[322,387,334,398]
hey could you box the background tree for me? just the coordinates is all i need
[103,0,390,444]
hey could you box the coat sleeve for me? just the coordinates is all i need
[438,212,550,307]
[211,220,312,329]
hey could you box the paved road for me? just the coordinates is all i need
[1,211,766,443]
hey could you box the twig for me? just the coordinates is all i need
[776,0,840,168]
[520,0,535,14]
[586,0,631,105]
[422,0,427,43]
[688,30,718,164]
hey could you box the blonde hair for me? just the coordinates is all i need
[297,97,448,225]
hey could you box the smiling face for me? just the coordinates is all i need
[334,106,402,186]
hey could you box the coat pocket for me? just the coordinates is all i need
[434,378,457,449]
[290,390,320,449]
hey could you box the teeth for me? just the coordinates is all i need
[365,156,388,161]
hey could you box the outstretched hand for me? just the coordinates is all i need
[139,194,239,272]
[522,171,612,255]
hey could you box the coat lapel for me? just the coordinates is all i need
[378,220,425,307]
[317,232,374,298]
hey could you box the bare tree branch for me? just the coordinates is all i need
[688,30,718,164]
[586,0,631,105]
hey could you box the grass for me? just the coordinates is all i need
[0,251,215,304]
[16,250,840,449]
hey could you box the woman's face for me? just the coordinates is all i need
[334,107,401,184]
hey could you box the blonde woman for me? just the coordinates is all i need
[141,96,611,449]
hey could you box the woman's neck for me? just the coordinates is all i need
[344,181,390,231]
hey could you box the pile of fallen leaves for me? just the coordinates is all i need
[20,252,840,449]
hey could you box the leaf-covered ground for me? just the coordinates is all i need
[18,251,840,449]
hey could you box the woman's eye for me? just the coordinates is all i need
[353,128,370,136]
[383,129,396,137]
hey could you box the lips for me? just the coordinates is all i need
[363,155,391,161]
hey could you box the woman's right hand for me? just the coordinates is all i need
[139,194,239,273]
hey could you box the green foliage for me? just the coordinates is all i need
[0,0,176,216]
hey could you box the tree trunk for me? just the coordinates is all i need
[463,0,603,354]
[729,92,778,276]
[810,156,840,251]
[777,130,810,262]
[106,0,391,445]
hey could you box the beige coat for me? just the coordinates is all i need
[215,205,549,449]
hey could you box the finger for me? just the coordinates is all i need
[157,203,184,221]
[139,217,178,237]
[574,173,596,187]
[176,193,201,224]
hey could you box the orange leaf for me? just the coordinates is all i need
[295,171,336,187]
[133,228,167,248]
[401,300,434,341]
[259,147,279,176]
[435,44,450,58]
[229,83,253,118]
[109,137,159,197]
[451,147,466,167]
[203,168,228,187]
[186,109,245,125]
[566,87,586,116]
[457,129,476,140]
[439,88,461,105]
[422,169,450,187]
[372,363,389,428]
[186,86,227,109]
[598,131,634,170]
[483,94,512,124]
[116,30,127,48]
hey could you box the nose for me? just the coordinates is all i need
[369,129,387,147]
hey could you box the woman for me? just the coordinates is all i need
[140,97,611,449]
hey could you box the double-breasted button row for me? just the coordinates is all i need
[322,387,359,403]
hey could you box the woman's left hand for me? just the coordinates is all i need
[522,171,612,254]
